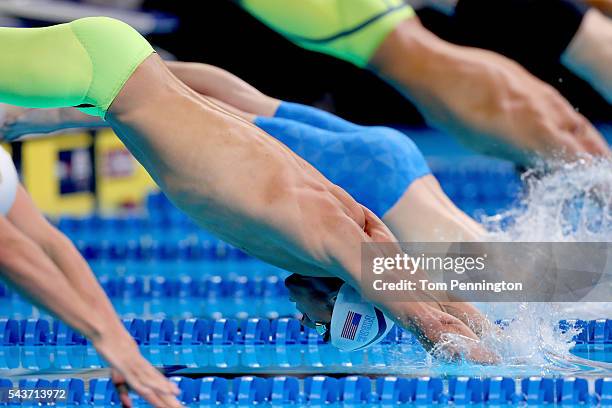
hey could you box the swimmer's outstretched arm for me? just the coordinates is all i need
[0,59,486,245]
[3,186,179,406]
[3,186,180,408]
[0,18,494,361]
[368,17,609,163]
[411,1,612,104]
[0,18,490,360]
[0,60,484,244]
[159,62,485,241]
[165,61,280,117]
[241,2,608,163]
[0,217,109,341]
[0,219,179,407]
[109,59,495,361]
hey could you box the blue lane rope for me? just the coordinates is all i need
[0,318,609,348]
[0,375,610,405]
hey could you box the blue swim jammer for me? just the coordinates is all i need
[255,102,431,217]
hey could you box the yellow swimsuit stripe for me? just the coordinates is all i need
[240,0,415,67]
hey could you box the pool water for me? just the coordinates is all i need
[573,345,612,364]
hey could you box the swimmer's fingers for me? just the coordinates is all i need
[566,117,610,158]
[111,369,132,408]
[555,101,610,157]
[285,274,341,325]
[360,205,396,243]
[118,357,181,408]
[300,314,317,329]
[530,118,583,161]
[404,303,499,364]
[539,110,609,160]
[439,300,495,337]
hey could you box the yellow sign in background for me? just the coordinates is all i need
[95,128,156,212]
[18,130,156,216]
[22,132,95,216]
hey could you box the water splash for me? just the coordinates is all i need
[345,159,612,376]
[474,158,612,372]
[482,157,612,319]
[484,157,612,242]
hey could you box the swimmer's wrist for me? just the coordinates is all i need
[369,18,462,95]
[85,317,129,345]
[91,329,141,370]
[91,325,138,356]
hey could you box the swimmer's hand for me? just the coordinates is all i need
[111,369,132,408]
[285,274,343,328]
[398,301,499,364]
[372,18,609,165]
[286,273,498,364]
[445,54,609,164]
[93,332,181,408]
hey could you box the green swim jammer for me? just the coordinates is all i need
[240,0,415,67]
[0,17,154,118]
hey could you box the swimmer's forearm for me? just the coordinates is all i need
[7,187,125,332]
[0,218,109,342]
[368,17,610,162]
[166,61,280,116]
[370,18,488,123]
[43,231,126,332]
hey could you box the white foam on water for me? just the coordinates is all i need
[373,159,612,374]
[476,158,612,371]
[485,158,612,242]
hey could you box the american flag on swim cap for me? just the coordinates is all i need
[341,311,362,340]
